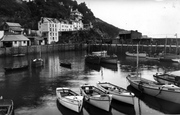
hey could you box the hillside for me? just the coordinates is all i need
[0,0,123,41]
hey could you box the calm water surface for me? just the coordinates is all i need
[1,51,180,115]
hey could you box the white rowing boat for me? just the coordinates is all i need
[56,87,83,113]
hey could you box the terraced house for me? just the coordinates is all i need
[38,9,84,44]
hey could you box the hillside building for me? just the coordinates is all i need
[1,22,24,34]
[38,9,84,44]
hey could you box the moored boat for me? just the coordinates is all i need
[60,62,71,69]
[100,54,118,64]
[4,64,29,72]
[56,87,83,113]
[85,55,101,65]
[80,84,112,112]
[12,53,25,57]
[32,58,44,67]
[126,75,180,104]
[153,71,180,85]
[92,50,107,57]
[97,82,134,105]
[126,51,147,58]
[0,96,14,115]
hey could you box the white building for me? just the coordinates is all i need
[38,9,84,44]
[38,17,60,44]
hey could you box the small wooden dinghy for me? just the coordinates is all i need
[0,96,14,115]
[60,62,71,69]
[80,84,112,112]
[4,64,29,72]
[97,82,134,105]
[56,87,83,113]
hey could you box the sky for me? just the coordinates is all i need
[76,0,180,38]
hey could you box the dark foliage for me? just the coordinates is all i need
[0,0,122,40]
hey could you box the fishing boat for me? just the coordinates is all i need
[128,85,180,114]
[100,54,118,64]
[0,96,14,115]
[32,47,44,67]
[125,51,147,58]
[80,84,112,112]
[4,64,29,72]
[159,57,180,63]
[32,58,44,67]
[92,50,107,56]
[60,62,71,69]
[56,87,83,113]
[85,55,101,65]
[153,70,180,85]
[12,53,25,57]
[126,76,180,104]
[96,82,134,105]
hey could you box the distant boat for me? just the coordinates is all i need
[60,62,71,69]
[0,96,14,115]
[85,55,101,65]
[159,58,180,63]
[97,82,134,105]
[4,64,29,72]
[12,53,25,57]
[100,54,118,64]
[126,76,180,104]
[32,47,44,67]
[153,71,180,85]
[56,87,83,113]
[92,50,107,57]
[125,51,147,58]
[80,84,112,112]
[32,58,44,67]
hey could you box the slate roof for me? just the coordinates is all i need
[6,22,21,27]
[1,35,30,41]
[119,31,131,35]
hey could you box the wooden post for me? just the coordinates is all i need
[175,34,178,54]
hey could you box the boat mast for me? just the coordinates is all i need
[137,43,139,77]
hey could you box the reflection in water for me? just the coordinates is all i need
[83,101,112,115]
[0,51,180,115]
[56,100,83,115]
[111,99,135,115]
[127,85,180,114]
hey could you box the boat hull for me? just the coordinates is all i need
[80,85,112,111]
[57,96,83,113]
[126,52,147,58]
[4,65,29,72]
[0,98,14,115]
[85,55,101,64]
[97,82,134,105]
[32,59,44,67]
[127,76,180,104]
[100,57,117,64]
[56,88,83,113]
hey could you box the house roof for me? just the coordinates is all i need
[9,27,23,31]
[119,31,131,35]
[1,34,30,41]
[42,17,60,23]
[6,22,21,27]
[27,36,44,40]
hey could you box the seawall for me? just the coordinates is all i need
[0,43,86,57]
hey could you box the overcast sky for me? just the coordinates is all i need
[76,0,180,38]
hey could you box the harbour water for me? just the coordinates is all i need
[1,51,180,115]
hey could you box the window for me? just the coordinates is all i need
[14,41,17,44]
